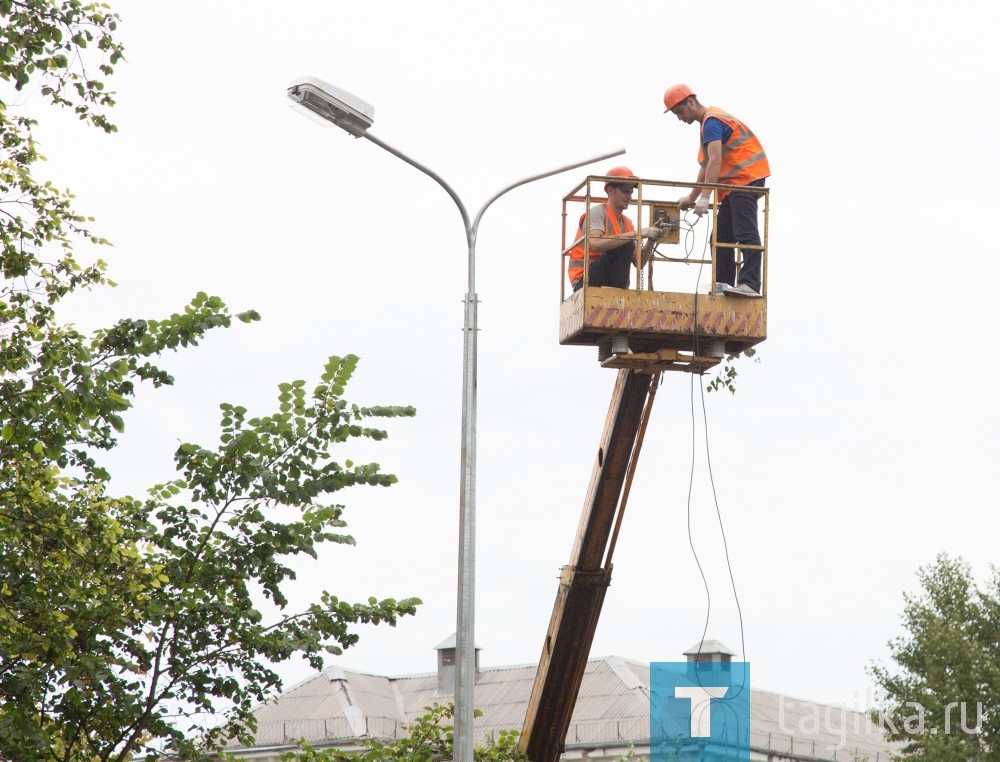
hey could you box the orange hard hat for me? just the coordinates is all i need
[663,83,695,112]
[606,166,638,180]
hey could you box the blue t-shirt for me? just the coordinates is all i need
[702,116,733,146]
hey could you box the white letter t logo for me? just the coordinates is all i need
[674,686,729,737]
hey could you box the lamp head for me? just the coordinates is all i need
[287,76,375,137]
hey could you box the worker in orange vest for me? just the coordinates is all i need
[568,166,668,292]
[663,84,770,298]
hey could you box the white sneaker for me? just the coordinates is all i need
[713,282,727,296]
[723,283,761,298]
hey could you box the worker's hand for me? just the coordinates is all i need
[678,195,695,210]
[694,195,712,216]
[641,226,665,239]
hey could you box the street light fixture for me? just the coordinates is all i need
[287,75,624,762]
[287,76,374,136]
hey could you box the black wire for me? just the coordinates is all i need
[682,211,748,701]
[686,365,712,654]
[652,213,750,762]
[697,371,748,701]
[685,215,713,672]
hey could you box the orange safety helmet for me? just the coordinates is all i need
[604,166,639,194]
[663,83,695,112]
[606,166,638,180]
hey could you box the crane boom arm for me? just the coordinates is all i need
[519,369,654,762]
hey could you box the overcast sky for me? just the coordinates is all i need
[24,0,999,711]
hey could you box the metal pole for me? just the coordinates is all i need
[365,133,624,762]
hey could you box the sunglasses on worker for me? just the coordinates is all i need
[611,184,635,194]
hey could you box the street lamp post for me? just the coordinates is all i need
[287,76,624,762]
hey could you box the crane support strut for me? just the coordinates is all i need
[519,369,658,762]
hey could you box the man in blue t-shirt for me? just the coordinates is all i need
[663,84,771,298]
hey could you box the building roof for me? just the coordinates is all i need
[232,655,896,762]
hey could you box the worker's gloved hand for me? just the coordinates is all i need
[678,195,695,210]
[641,226,664,239]
[694,195,711,216]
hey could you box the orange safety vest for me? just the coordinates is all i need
[568,203,635,284]
[697,106,770,199]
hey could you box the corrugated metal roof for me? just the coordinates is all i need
[233,655,897,762]
[750,689,893,760]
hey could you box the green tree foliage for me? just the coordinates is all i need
[2,0,123,335]
[3,346,420,761]
[279,704,529,762]
[2,3,420,760]
[0,0,123,133]
[616,741,648,762]
[869,554,1000,762]
[705,348,758,395]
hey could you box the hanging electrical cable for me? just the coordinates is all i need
[680,209,749,698]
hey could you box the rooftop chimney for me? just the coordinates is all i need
[683,639,736,664]
[434,634,481,695]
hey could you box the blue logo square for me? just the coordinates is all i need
[650,661,750,762]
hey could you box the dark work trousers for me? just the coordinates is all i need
[572,242,636,292]
[714,178,766,292]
